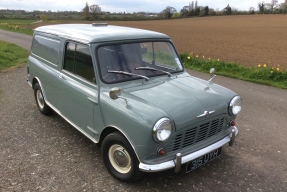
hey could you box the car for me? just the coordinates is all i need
[27,23,242,182]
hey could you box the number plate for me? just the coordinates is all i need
[186,147,222,173]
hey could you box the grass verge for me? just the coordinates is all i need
[0,22,34,35]
[180,53,287,89]
[0,40,29,71]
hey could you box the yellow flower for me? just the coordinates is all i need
[218,59,220,61]
[258,64,261,67]
[271,71,273,73]
[187,56,190,60]
[263,64,267,68]
[196,55,198,58]
[276,68,280,71]
[208,58,210,60]
[203,56,205,58]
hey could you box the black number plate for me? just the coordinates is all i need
[186,147,222,173]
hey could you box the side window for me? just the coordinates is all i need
[75,44,95,83]
[64,42,96,84]
[31,35,60,65]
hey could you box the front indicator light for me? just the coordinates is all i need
[230,121,236,126]
[157,148,165,156]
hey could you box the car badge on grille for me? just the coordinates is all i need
[197,110,215,118]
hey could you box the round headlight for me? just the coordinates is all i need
[229,96,242,115]
[153,118,172,142]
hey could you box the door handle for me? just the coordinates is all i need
[58,74,66,80]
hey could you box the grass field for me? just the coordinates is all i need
[0,19,38,24]
[0,41,28,71]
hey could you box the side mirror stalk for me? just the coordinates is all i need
[109,87,128,104]
[208,68,216,83]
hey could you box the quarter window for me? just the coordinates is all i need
[31,35,60,65]
[64,42,95,84]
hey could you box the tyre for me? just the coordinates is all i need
[101,132,143,182]
[34,83,52,115]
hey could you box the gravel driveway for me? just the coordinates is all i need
[0,30,287,191]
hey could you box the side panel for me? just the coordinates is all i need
[28,33,62,110]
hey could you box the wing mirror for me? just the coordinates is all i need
[109,87,128,103]
[208,68,216,83]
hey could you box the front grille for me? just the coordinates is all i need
[167,117,226,152]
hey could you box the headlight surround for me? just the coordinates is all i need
[153,118,172,142]
[229,96,242,115]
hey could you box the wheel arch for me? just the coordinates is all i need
[32,77,40,90]
[99,126,140,162]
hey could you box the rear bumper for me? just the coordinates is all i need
[139,126,238,172]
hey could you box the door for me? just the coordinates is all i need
[57,42,104,138]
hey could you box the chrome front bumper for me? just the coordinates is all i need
[139,126,238,173]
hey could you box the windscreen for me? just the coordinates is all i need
[97,41,183,83]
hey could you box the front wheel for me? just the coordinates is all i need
[101,132,143,182]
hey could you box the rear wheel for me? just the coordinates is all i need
[34,83,52,115]
[101,132,143,182]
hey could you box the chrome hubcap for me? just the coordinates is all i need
[108,144,131,173]
[36,90,44,109]
[114,149,129,167]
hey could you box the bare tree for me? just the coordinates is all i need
[280,1,287,13]
[270,0,278,12]
[90,4,101,19]
[162,6,177,19]
[82,2,90,20]
[258,2,265,13]
[180,6,189,16]
[191,1,194,10]
[249,7,255,14]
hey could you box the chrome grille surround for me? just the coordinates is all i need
[167,116,226,153]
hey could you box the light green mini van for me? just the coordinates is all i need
[27,23,242,182]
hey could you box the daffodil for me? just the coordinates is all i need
[187,56,190,60]
[271,71,273,73]
[276,68,280,71]
[218,59,220,61]
[258,64,261,67]
[263,64,267,68]
[208,58,210,60]
[196,55,198,58]
[203,56,205,58]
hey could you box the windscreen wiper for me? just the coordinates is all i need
[135,67,171,77]
[107,70,149,81]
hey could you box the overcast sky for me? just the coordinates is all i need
[0,0,285,13]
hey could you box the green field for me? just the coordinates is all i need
[0,19,38,24]
[0,40,28,71]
